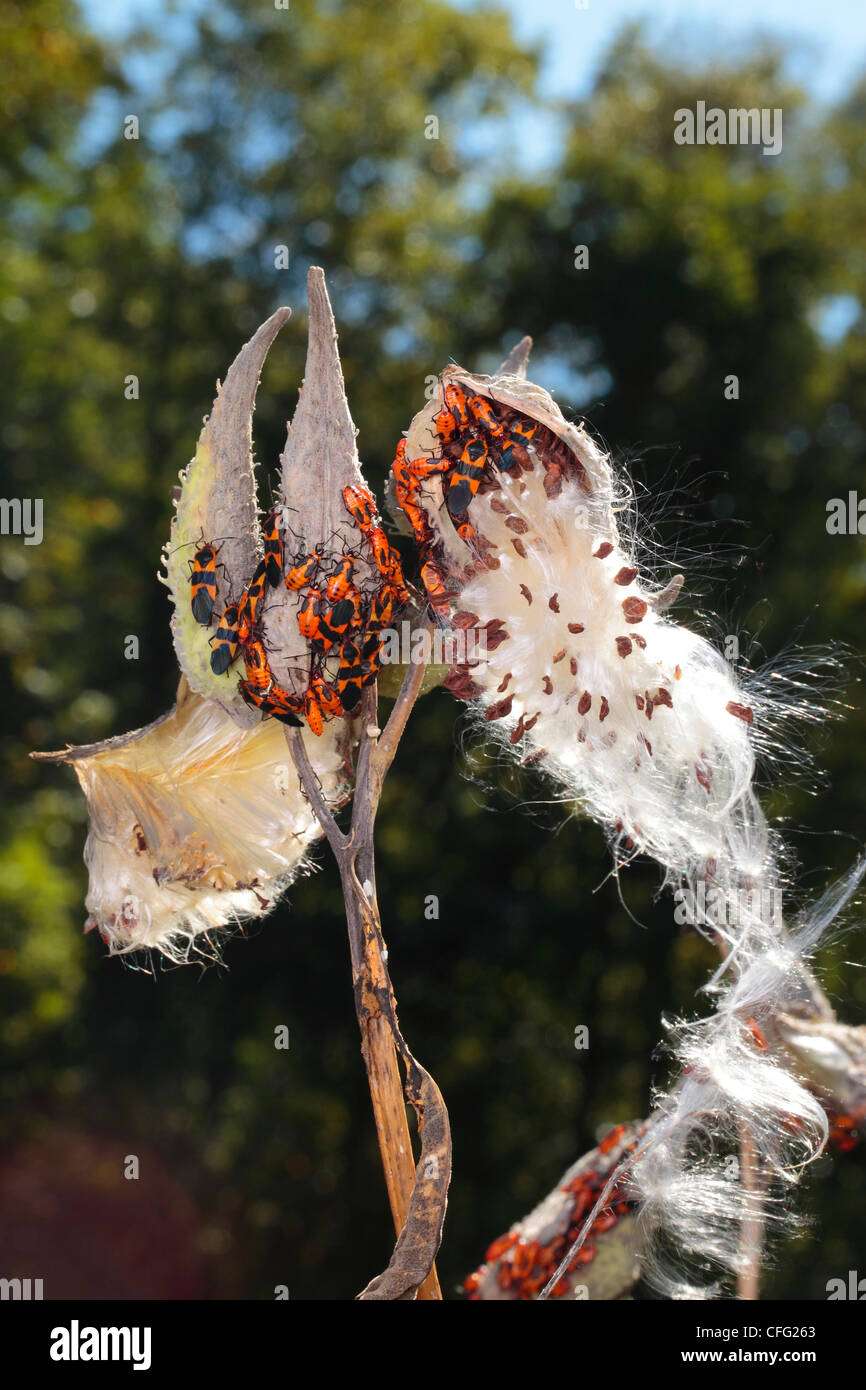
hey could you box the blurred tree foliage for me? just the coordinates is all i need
[0,0,863,1299]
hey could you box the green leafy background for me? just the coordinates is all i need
[1,0,864,1299]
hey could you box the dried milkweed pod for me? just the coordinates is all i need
[32,275,381,958]
[464,1121,644,1301]
[33,274,451,1300]
[388,342,857,1297]
[260,268,406,710]
[32,679,346,959]
[163,305,290,721]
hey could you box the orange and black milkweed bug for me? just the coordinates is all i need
[262,509,284,587]
[190,543,218,625]
[446,435,488,516]
[210,603,239,675]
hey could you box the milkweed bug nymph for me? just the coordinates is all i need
[237,559,269,642]
[242,637,273,693]
[435,405,458,445]
[239,679,304,726]
[444,382,471,429]
[302,675,343,736]
[420,558,454,619]
[325,555,356,602]
[297,587,336,652]
[285,547,324,592]
[467,394,517,470]
[366,582,397,633]
[342,484,377,532]
[391,442,431,544]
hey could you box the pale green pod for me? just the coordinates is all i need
[161,306,291,720]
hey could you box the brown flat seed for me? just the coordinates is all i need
[542,676,553,695]
[578,691,591,715]
[484,556,501,569]
[485,695,514,722]
[553,648,566,663]
[511,537,528,557]
[726,701,754,724]
[510,714,527,744]
[486,629,510,651]
[655,688,673,708]
[594,542,614,559]
[548,593,560,613]
[486,618,506,631]
[645,697,654,720]
[616,636,632,658]
[635,695,645,710]
[695,761,712,794]
[599,696,610,721]
[506,515,529,534]
[632,633,647,650]
[570,657,578,676]
[444,674,484,700]
[567,622,584,634]
[497,672,512,693]
[489,496,508,513]
[614,566,638,586]
[622,596,648,623]
[519,583,533,604]
[453,611,479,629]
[640,734,653,757]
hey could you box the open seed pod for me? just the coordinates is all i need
[389,344,760,875]
[32,679,347,959]
[401,352,617,574]
[257,268,406,719]
[162,306,291,723]
[32,276,389,958]
[464,1121,643,1301]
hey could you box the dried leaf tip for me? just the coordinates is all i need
[280,267,365,540]
[496,335,533,379]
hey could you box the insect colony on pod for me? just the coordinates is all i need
[189,493,410,736]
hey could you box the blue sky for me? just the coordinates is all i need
[486,0,866,104]
[82,0,866,105]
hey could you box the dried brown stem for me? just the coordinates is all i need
[286,640,450,1301]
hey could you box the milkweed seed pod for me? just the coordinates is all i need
[33,680,347,960]
[163,268,407,737]
[464,1122,644,1301]
[162,305,291,722]
[259,269,409,725]
[391,340,863,1296]
[34,275,378,958]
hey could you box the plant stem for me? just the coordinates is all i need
[737,1124,765,1300]
[286,630,449,1301]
